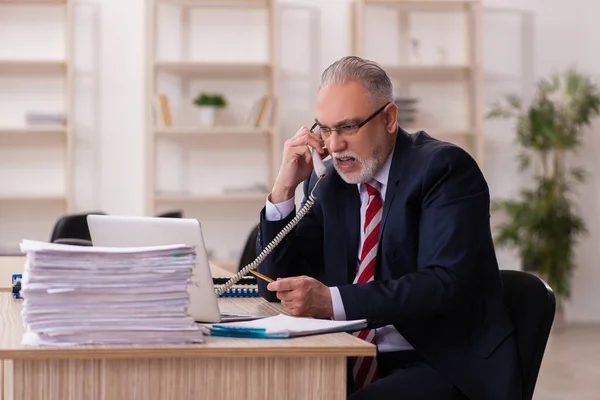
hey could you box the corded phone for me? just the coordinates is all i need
[215,145,327,295]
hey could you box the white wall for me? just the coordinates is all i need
[483,0,600,322]
[2,0,599,321]
[96,0,146,217]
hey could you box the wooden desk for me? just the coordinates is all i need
[0,293,374,400]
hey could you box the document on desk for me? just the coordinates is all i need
[203,314,367,338]
[19,239,205,346]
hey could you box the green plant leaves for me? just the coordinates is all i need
[193,93,227,108]
[486,68,600,304]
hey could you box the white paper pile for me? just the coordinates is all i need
[19,240,205,346]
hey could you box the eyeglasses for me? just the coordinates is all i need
[310,102,390,140]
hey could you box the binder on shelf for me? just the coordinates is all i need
[247,95,277,128]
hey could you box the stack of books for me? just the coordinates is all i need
[19,240,205,346]
[395,97,418,126]
[25,112,66,126]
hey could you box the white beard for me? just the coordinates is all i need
[332,150,379,184]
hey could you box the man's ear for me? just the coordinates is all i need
[384,103,399,134]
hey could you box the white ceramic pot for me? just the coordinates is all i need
[198,106,216,126]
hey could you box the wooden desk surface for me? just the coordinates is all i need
[0,257,371,400]
[0,293,374,360]
[0,256,375,360]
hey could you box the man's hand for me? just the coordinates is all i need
[266,276,333,318]
[270,126,327,204]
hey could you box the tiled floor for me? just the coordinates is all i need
[534,323,600,399]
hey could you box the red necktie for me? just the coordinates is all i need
[351,180,382,389]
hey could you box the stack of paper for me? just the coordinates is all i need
[19,240,205,346]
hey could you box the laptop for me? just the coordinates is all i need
[87,214,261,323]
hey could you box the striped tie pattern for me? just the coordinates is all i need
[351,180,383,389]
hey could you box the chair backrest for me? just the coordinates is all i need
[238,224,259,272]
[50,211,106,243]
[500,270,556,400]
[156,210,183,218]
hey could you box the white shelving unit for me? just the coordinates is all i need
[146,0,279,262]
[155,126,273,139]
[0,0,73,249]
[350,0,484,166]
[155,193,269,203]
[154,60,273,77]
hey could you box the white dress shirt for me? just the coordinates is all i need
[265,152,414,352]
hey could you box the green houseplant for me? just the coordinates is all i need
[487,68,600,308]
[193,93,227,126]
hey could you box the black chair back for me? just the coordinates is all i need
[156,210,183,218]
[500,270,556,400]
[238,224,259,272]
[50,211,106,245]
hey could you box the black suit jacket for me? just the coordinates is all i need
[257,129,522,400]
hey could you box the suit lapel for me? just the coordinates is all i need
[336,178,361,284]
[380,129,411,238]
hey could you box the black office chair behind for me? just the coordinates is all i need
[156,210,183,218]
[50,211,107,246]
[500,270,556,400]
[238,224,259,272]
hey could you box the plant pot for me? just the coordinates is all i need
[198,106,216,127]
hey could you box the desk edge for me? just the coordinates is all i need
[0,343,376,360]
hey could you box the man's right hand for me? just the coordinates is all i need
[270,126,327,204]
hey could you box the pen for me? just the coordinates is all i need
[249,270,274,283]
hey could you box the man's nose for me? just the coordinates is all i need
[327,132,346,153]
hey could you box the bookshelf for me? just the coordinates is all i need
[0,126,66,138]
[155,126,273,138]
[155,193,268,203]
[0,60,67,74]
[350,0,484,166]
[154,61,272,77]
[0,0,73,250]
[146,0,279,262]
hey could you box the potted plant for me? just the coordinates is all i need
[193,93,227,126]
[487,68,600,316]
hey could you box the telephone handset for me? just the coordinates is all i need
[310,145,327,179]
[215,144,327,295]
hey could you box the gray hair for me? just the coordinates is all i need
[319,56,394,104]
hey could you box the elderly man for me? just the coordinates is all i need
[256,56,521,400]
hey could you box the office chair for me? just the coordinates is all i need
[238,224,259,272]
[155,210,183,218]
[50,211,107,246]
[500,270,556,400]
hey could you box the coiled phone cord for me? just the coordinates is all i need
[215,177,323,296]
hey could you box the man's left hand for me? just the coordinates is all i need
[266,276,333,318]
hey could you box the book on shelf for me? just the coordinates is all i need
[152,93,173,128]
[25,112,66,127]
[247,95,277,128]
